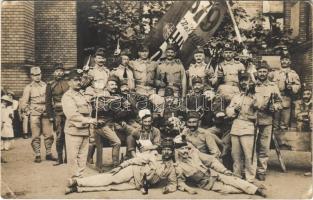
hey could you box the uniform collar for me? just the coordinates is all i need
[94,65,109,71]
[256,79,270,86]
[31,81,45,87]
[194,62,205,67]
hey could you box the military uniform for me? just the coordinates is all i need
[254,78,282,177]
[212,60,245,103]
[269,67,300,129]
[88,65,110,86]
[187,62,214,89]
[62,70,94,178]
[46,66,70,164]
[20,67,54,161]
[110,65,135,90]
[129,59,157,96]
[226,76,257,182]
[155,59,187,97]
[294,99,312,131]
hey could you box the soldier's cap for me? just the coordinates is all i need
[192,76,203,85]
[30,67,41,75]
[120,49,131,57]
[302,83,312,93]
[224,43,236,52]
[280,52,291,60]
[164,87,174,97]
[256,60,270,70]
[120,79,128,86]
[138,44,149,52]
[238,70,250,80]
[161,137,175,149]
[215,112,226,118]
[194,46,205,55]
[107,75,120,84]
[138,109,151,120]
[166,43,179,52]
[95,48,106,57]
[68,69,83,80]
[1,95,13,103]
[173,135,188,149]
[54,63,64,70]
[186,111,200,120]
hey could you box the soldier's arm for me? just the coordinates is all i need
[205,133,221,158]
[181,65,187,97]
[226,97,238,118]
[273,85,283,110]
[163,166,177,193]
[119,156,150,168]
[211,67,220,86]
[45,83,54,119]
[154,65,163,87]
[198,151,228,173]
[294,101,305,120]
[19,85,31,112]
[290,71,301,94]
[175,165,195,193]
[205,66,215,87]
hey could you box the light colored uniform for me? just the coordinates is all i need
[182,128,221,158]
[226,92,257,182]
[187,62,214,89]
[156,59,187,97]
[294,99,313,131]
[129,59,157,95]
[212,60,245,103]
[254,79,282,175]
[20,81,54,157]
[176,146,258,194]
[269,67,300,129]
[111,65,135,90]
[75,154,177,193]
[88,65,110,86]
[62,88,92,178]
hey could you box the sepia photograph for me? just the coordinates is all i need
[1,0,312,199]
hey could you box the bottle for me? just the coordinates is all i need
[163,72,168,86]
[120,153,124,164]
[142,173,149,194]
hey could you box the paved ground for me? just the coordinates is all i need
[1,137,312,199]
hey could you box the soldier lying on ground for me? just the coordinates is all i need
[174,135,267,197]
[65,138,177,195]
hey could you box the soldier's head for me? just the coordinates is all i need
[120,79,129,95]
[165,44,177,60]
[256,60,270,82]
[186,111,200,132]
[174,135,190,160]
[1,95,13,107]
[93,78,105,90]
[53,63,65,80]
[139,109,152,130]
[120,50,130,66]
[193,46,205,63]
[302,84,312,103]
[68,69,83,91]
[94,48,106,67]
[238,70,251,91]
[30,67,42,83]
[280,53,291,68]
[160,138,175,161]
[192,76,204,94]
[223,43,235,61]
[107,76,119,94]
[138,45,149,60]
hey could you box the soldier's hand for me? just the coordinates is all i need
[88,118,98,125]
[224,170,233,176]
[96,119,106,127]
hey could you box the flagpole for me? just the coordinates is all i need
[225,0,242,43]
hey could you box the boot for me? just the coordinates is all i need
[87,145,96,164]
[53,154,64,166]
[65,186,77,195]
[46,154,57,161]
[256,173,266,181]
[34,156,41,163]
[255,188,267,198]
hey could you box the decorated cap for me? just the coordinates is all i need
[238,70,250,80]
[161,137,175,149]
[164,87,174,97]
[1,95,13,103]
[280,52,291,60]
[120,79,128,86]
[54,63,64,70]
[166,42,179,51]
[138,44,149,52]
[186,111,200,120]
[174,135,188,149]
[192,76,203,85]
[138,109,151,120]
[30,67,41,75]
[302,83,312,92]
[68,69,83,80]
[95,48,106,57]
[256,60,270,70]
[120,49,131,57]
[194,46,205,54]
[224,43,235,51]
[107,75,119,84]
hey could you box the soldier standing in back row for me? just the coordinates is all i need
[269,53,300,130]
[46,63,70,166]
[212,43,245,105]
[88,48,110,86]
[20,67,57,163]
[155,44,187,97]
[129,45,157,96]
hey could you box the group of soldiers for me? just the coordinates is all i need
[18,42,312,196]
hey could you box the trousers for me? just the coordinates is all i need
[65,134,89,178]
[274,107,290,129]
[231,135,256,182]
[256,125,272,175]
[205,173,257,194]
[30,115,54,156]
[55,115,66,160]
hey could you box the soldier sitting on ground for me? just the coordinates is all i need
[294,84,312,132]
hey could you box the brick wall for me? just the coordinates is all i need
[34,1,77,81]
[1,1,35,96]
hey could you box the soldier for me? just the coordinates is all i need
[126,109,161,158]
[65,138,177,195]
[129,45,157,96]
[111,51,135,90]
[181,112,222,159]
[269,53,300,130]
[155,44,187,97]
[62,69,98,180]
[46,63,70,166]
[226,70,257,183]
[212,43,245,104]
[87,48,110,86]
[20,66,57,163]
[187,46,214,90]
[254,60,282,181]
[174,135,266,197]
[294,84,312,131]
